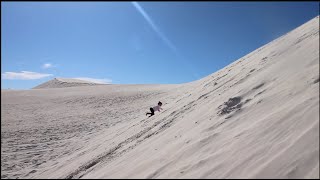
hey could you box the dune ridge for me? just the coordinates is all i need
[32,78,106,89]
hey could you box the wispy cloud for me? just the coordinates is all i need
[132,2,180,56]
[131,2,198,80]
[2,71,53,80]
[42,63,52,69]
[73,77,112,84]
[42,63,56,69]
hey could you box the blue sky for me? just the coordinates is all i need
[1,2,319,89]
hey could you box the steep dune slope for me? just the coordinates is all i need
[77,15,319,179]
[1,16,319,179]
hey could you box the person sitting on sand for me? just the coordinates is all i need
[146,101,163,117]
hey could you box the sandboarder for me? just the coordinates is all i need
[146,101,163,117]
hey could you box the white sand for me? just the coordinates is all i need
[32,78,106,89]
[1,16,319,179]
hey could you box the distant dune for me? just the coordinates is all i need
[32,78,106,89]
[1,16,319,179]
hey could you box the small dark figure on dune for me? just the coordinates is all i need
[146,101,163,117]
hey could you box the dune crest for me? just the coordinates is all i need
[32,78,106,89]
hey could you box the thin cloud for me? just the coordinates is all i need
[132,2,180,56]
[73,77,112,84]
[2,71,53,80]
[42,63,55,69]
[131,2,198,80]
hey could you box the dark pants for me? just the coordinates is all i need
[146,107,154,116]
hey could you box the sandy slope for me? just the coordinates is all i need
[1,16,319,179]
[32,78,105,89]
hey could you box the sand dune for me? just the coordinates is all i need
[32,78,106,89]
[1,16,319,179]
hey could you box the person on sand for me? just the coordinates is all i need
[146,101,163,117]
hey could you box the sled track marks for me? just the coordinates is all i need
[63,101,196,179]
